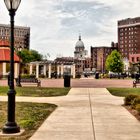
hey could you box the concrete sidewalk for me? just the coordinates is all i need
[1,88,140,139]
[28,88,140,140]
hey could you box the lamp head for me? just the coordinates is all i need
[4,0,21,12]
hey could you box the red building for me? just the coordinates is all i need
[129,54,140,63]
[118,17,140,59]
[91,44,117,73]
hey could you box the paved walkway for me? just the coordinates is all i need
[0,78,133,88]
[1,88,140,140]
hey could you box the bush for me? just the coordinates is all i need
[124,94,138,106]
[21,74,36,79]
[131,97,140,109]
[136,104,140,115]
[39,74,45,78]
[76,74,81,78]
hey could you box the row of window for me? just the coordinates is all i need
[120,31,137,36]
[120,40,137,44]
[121,48,137,51]
[131,57,140,62]
[120,44,137,48]
[120,36,136,40]
[0,28,29,37]
[119,27,137,32]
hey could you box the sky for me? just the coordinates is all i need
[0,0,140,60]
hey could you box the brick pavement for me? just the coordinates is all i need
[0,78,133,88]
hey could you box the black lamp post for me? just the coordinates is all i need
[2,0,21,134]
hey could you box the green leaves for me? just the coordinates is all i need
[105,50,124,73]
[17,49,43,63]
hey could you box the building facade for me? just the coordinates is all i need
[91,45,117,73]
[74,35,88,59]
[118,17,140,59]
[0,24,30,51]
[74,35,91,74]
[129,54,140,63]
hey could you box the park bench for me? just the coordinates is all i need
[133,79,140,88]
[15,78,41,87]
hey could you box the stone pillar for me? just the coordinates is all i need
[61,64,64,77]
[71,65,73,76]
[48,64,51,78]
[2,62,6,76]
[44,64,47,76]
[14,63,19,78]
[30,64,33,75]
[36,64,39,78]
[57,65,60,77]
[73,64,76,78]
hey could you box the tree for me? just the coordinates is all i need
[17,49,43,63]
[105,50,124,73]
[17,49,43,74]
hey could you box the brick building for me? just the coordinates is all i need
[118,17,140,59]
[0,24,30,51]
[91,45,117,73]
[129,54,140,63]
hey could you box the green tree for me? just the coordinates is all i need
[105,50,124,73]
[17,49,43,63]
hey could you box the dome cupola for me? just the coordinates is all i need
[75,35,84,48]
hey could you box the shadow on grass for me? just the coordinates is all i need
[0,102,57,140]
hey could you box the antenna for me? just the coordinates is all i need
[78,30,81,40]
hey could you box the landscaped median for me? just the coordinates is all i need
[107,88,140,121]
[0,87,70,140]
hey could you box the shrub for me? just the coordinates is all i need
[103,73,109,78]
[76,74,81,78]
[39,74,45,78]
[131,97,140,109]
[136,104,140,115]
[21,74,36,79]
[30,74,36,78]
[124,94,138,106]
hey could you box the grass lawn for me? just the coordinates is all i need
[0,102,57,140]
[107,88,140,97]
[0,87,70,97]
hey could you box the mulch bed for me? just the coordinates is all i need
[124,105,140,121]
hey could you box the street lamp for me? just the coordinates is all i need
[3,0,21,134]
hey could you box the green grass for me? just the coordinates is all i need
[0,87,70,97]
[0,102,57,140]
[107,88,140,97]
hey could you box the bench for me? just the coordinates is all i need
[15,78,41,87]
[133,79,140,88]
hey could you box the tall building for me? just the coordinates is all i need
[91,45,117,72]
[0,24,30,51]
[118,17,140,59]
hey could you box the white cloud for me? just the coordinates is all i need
[0,0,140,60]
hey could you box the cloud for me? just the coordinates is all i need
[0,0,140,60]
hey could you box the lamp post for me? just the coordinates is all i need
[3,0,21,134]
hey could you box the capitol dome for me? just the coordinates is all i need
[75,35,85,48]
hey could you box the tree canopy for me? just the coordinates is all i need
[105,50,124,73]
[17,49,43,63]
